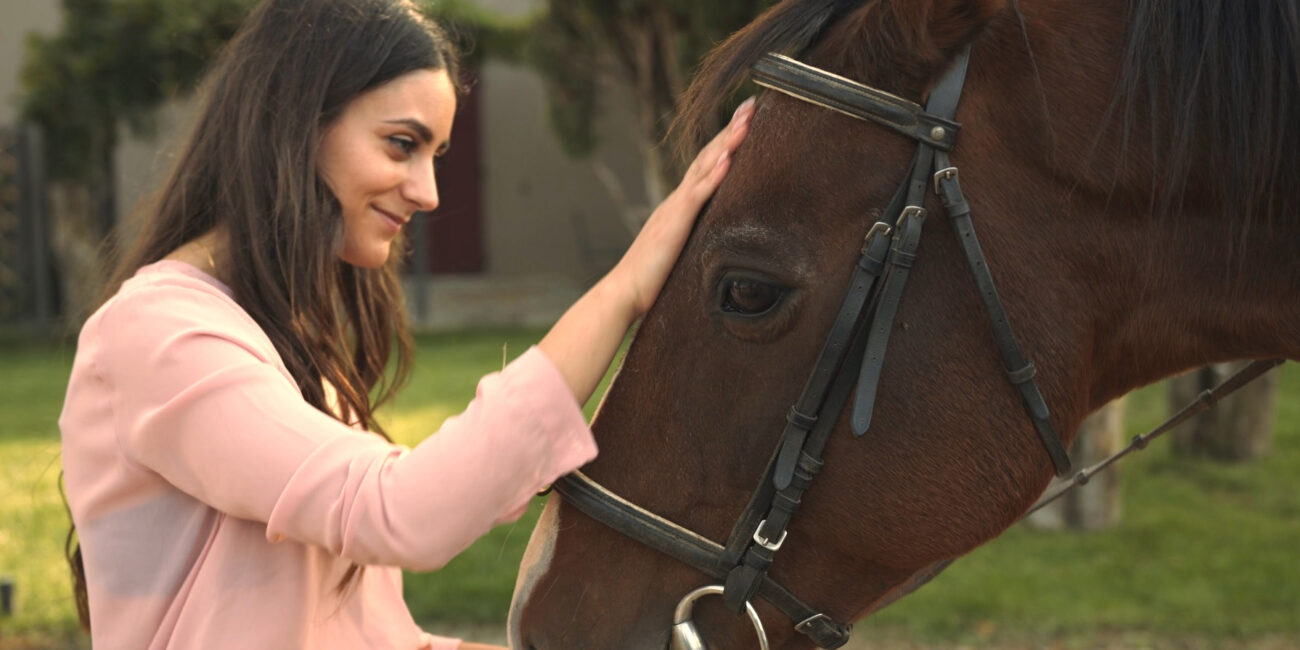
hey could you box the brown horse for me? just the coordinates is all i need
[511,0,1300,647]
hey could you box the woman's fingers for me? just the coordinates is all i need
[608,97,757,316]
[682,97,756,200]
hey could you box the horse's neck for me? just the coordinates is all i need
[982,5,1300,407]
[1085,215,1300,406]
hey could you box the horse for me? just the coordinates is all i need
[509,0,1300,647]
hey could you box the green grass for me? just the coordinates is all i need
[0,341,82,643]
[860,366,1300,645]
[2,332,1298,646]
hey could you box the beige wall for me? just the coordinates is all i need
[478,61,643,283]
[0,0,62,125]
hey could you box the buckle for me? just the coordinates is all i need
[898,205,926,225]
[795,613,832,633]
[933,166,958,194]
[753,519,788,551]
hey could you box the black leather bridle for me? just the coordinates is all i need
[552,46,1076,649]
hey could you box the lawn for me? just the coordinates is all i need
[1,330,1297,648]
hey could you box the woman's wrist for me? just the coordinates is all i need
[601,260,649,322]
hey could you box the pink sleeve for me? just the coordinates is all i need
[420,632,462,650]
[98,285,596,571]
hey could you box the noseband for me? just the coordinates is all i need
[552,46,1074,649]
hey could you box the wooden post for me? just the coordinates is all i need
[1168,362,1279,461]
[1025,398,1125,531]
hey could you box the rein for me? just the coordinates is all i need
[551,44,1287,649]
[1026,358,1285,516]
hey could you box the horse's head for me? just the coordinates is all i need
[511,0,1300,647]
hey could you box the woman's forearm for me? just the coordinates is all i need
[537,277,638,406]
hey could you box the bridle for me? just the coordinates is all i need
[547,45,1282,649]
[553,44,1069,649]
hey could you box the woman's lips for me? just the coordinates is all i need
[373,206,407,231]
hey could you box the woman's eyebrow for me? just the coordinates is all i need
[383,118,433,143]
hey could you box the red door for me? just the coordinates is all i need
[421,71,483,274]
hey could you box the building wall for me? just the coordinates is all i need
[478,61,643,284]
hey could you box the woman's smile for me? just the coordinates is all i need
[373,205,409,233]
[319,68,455,267]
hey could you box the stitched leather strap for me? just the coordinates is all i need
[933,149,1072,475]
[552,471,851,648]
[754,53,961,150]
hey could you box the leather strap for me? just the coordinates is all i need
[933,149,1072,475]
[552,471,852,648]
[771,223,893,491]
[851,50,970,434]
[753,53,961,150]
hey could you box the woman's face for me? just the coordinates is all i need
[319,68,456,268]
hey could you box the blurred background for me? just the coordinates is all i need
[0,1,1296,648]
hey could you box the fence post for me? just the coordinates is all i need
[22,124,54,329]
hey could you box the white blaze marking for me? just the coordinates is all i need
[508,495,561,648]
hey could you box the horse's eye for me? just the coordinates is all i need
[722,279,783,316]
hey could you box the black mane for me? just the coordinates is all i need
[673,0,867,157]
[1121,0,1300,224]
[676,0,1300,225]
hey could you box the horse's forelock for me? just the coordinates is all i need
[672,0,1008,164]
[672,0,871,162]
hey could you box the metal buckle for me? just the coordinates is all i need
[753,519,788,552]
[863,222,894,244]
[898,205,926,225]
[795,613,832,633]
[933,166,959,194]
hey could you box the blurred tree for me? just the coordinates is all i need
[429,0,775,218]
[20,0,252,321]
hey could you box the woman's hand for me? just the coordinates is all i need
[538,98,754,405]
[610,97,756,316]
[458,644,507,650]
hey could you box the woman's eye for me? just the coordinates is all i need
[722,279,783,316]
[388,136,417,155]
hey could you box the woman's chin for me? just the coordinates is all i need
[338,244,392,269]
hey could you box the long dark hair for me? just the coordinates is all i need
[68,0,462,631]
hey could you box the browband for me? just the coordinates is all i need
[752,53,961,150]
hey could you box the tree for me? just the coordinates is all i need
[20,0,252,321]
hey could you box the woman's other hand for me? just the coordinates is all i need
[610,97,756,316]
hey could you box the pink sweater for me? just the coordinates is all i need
[59,261,597,649]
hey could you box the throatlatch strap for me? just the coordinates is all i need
[933,149,1072,475]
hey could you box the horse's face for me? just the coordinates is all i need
[512,0,1300,647]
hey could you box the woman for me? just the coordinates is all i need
[57,0,754,647]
